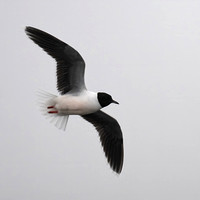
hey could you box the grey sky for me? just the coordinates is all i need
[1,0,200,199]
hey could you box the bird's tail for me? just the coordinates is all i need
[37,90,69,131]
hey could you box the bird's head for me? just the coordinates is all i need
[97,92,119,108]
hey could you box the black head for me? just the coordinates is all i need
[97,92,119,108]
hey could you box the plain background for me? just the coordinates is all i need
[1,0,200,199]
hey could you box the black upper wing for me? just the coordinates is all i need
[82,110,124,174]
[25,26,86,94]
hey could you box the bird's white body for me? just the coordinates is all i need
[53,91,102,115]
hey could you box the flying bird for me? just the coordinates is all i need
[25,26,124,173]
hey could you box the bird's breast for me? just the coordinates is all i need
[55,92,101,115]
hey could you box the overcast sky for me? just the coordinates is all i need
[1,0,200,199]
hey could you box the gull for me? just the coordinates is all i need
[25,26,124,173]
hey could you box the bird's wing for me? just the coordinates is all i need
[82,110,124,174]
[25,26,86,94]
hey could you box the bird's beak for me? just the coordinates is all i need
[112,99,119,105]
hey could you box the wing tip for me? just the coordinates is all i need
[103,138,124,174]
[112,142,124,174]
[25,26,35,35]
[25,26,40,41]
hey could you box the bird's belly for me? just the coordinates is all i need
[55,95,101,115]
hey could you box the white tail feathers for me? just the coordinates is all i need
[37,90,69,131]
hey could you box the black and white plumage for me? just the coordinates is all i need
[25,26,124,174]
